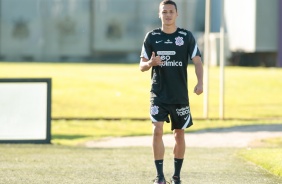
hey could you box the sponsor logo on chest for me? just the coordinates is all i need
[157,51,183,67]
[160,37,184,46]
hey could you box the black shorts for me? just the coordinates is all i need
[150,101,193,130]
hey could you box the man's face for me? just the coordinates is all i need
[159,4,178,26]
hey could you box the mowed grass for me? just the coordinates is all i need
[1,62,281,140]
[239,148,282,178]
[0,62,282,180]
[1,145,281,184]
[0,62,281,119]
[238,137,282,178]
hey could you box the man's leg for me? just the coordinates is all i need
[172,129,185,181]
[173,129,185,158]
[153,122,165,179]
[153,121,165,160]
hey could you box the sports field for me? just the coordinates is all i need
[0,145,281,184]
[0,62,281,119]
[0,62,281,183]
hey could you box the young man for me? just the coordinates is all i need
[139,0,203,183]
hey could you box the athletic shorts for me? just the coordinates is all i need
[150,101,193,130]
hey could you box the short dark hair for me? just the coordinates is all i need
[159,0,178,12]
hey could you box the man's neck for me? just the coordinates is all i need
[161,25,177,34]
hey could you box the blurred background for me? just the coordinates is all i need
[0,0,281,67]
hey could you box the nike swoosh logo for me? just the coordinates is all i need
[182,115,191,129]
[184,115,189,120]
[156,40,163,43]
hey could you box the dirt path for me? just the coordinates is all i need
[85,124,282,148]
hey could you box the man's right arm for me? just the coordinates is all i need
[139,57,152,72]
[139,52,162,72]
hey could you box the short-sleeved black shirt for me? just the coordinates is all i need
[140,27,201,104]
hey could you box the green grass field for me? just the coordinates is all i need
[0,62,281,119]
[0,145,281,184]
[0,62,282,182]
[239,147,282,177]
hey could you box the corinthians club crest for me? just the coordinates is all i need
[175,36,184,46]
[150,105,159,115]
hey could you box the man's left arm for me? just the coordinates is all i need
[192,56,203,95]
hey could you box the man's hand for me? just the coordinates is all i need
[149,52,163,66]
[192,56,203,95]
[194,83,203,95]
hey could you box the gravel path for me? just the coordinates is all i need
[85,124,282,148]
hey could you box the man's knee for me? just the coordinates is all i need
[174,129,185,141]
[153,122,164,137]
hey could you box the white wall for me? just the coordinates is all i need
[225,0,278,53]
[225,0,256,52]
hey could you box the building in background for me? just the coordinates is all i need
[225,0,279,67]
[0,0,280,67]
[0,0,92,62]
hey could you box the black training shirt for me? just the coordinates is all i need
[140,27,201,104]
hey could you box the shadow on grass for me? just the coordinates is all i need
[194,124,282,133]
[52,134,89,140]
